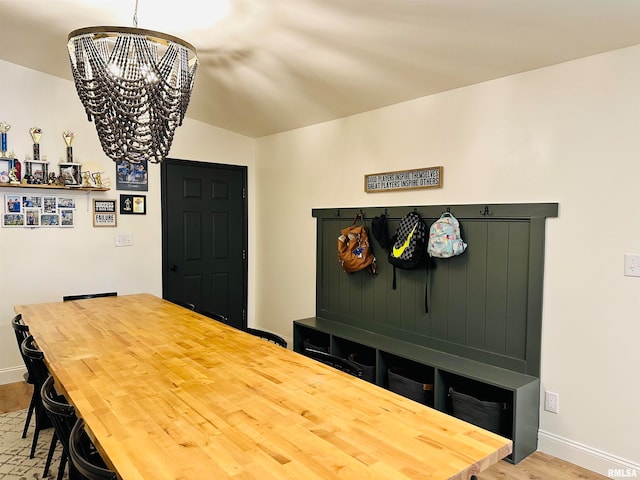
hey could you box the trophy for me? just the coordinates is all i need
[0,121,10,157]
[91,171,104,188]
[63,130,75,162]
[30,127,42,161]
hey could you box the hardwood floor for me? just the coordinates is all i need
[0,381,607,479]
[0,379,33,414]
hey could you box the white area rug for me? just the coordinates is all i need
[0,409,66,480]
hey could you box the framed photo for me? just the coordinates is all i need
[0,159,12,180]
[41,214,60,227]
[5,194,21,213]
[93,199,117,227]
[59,162,82,185]
[2,213,24,227]
[58,196,76,209]
[116,159,148,191]
[26,160,49,184]
[24,208,40,227]
[22,195,42,209]
[43,196,57,213]
[60,209,74,227]
[120,194,146,215]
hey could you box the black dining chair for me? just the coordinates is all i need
[20,334,55,460]
[69,418,117,480]
[245,327,288,348]
[63,292,117,302]
[198,309,229,324]
[304,348,363,378]
[41,375,76,480]
[172,300,196,311]
[199,309,287,347]
[11,314,39,439]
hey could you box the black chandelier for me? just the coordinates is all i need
[67,3,198,164]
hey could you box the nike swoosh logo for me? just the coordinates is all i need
[392,223,417,257]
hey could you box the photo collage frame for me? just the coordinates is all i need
[3,193,75,228]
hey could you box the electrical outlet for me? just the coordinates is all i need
[544,391,559,414]
[624,254,640,277]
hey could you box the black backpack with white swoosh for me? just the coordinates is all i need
[388,211,428,285]
[388,210,430,311]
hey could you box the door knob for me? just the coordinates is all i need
[170,265,178,272]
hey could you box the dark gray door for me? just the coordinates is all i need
[161,159,247,330]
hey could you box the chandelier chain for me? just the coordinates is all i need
[133,0,139,28]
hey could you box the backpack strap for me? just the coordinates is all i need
[425,266,429,313]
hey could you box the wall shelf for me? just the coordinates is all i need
[0,182,108,192]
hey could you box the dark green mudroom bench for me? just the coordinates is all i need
[296,202,558,464]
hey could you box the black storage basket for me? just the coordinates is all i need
[348,353,376,383]
[303,337,329,353]
[449,387,507,435]
[388,367,433,405]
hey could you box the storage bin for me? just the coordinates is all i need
[303,337,329,353]
[449,387,507,435]
[348,353,376,383]
[388,367,433,405]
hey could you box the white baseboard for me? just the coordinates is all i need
[538,429,640,478]
[0,366,27,385]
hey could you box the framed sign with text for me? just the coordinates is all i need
[93,199,117,227]
[365,166,443,193]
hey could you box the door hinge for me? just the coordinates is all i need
[242,249,246,260]
[242,187,246,199]
[243,309,247,322]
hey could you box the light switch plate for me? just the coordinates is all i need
[115,234,133,247]
[624,254,640,277]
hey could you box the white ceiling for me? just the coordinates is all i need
[1,0,640,138]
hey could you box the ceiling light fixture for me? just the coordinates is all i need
[67,0,198,164]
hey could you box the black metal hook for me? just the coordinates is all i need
[480,205,493,216]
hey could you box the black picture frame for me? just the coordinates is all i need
[116,159,148,191]
[120,194,146,215]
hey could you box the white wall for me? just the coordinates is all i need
[3,43,640,477]
[255,45,640,475]
[0,59,255,383]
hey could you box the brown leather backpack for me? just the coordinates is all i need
[337,213,377,274]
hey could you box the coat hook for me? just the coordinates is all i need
[446,207,451,213]
[336,209,341,217]
[480,205,492,216]
[384,208,389,216]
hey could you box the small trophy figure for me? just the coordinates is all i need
[82,171,92,188]
[30,127,42,161]
[9,167,19,185]
[91,171,104,188]
[0,121,11,157]
[63,130,75,162]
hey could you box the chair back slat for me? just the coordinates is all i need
[304,349,363,378]
[63,292,117,302]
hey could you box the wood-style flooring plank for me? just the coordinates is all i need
[479,450,608,480]
[0,380,32,414]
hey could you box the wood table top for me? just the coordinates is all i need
[16,293,511,480]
